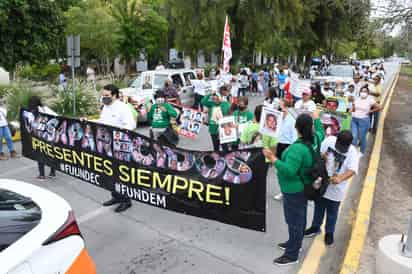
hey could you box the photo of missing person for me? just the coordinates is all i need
[113,131,133,162]
[153,143,167,168]
[81,124,95,151]
[326,97,348,113]
[219,116,237,144]
[224,153,253,183]
[96,127,112,157]
[195,153,226,179]
[131,137,155,166]
[259,107,282,138]
[179,108,204,139]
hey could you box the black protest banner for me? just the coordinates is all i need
[20,109,267,231]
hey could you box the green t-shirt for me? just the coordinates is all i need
[201,94,230,134]
[233,110,254,124]
[127,103,138,122]
[240,121,277,149]
[148,103,177,129]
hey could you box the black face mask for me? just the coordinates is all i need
[102,97,113,105]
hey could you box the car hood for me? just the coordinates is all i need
[312,76,352,83]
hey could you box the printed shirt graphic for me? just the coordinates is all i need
[320,136,359,202]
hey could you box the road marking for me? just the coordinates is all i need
[0,163,37,177]
[78,206,112,224]
[340,70,400,274]
[298,67,400,274]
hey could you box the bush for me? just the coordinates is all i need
[4,84,43,121]
[52,82,99,117]
[19,64,61,83]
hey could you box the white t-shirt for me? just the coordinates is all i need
[321,136,359,202]
[192,79,207,96]
[294,99,317,113]
[322,88,334,98]
[352,96,376,119]
[0,106,7,127]
[99,100,136,130]
[86,67,96,81]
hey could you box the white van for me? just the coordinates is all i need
[121,69,197,105]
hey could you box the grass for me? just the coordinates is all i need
[401,65,412,76]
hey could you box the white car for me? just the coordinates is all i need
[0,179,96,274]
[120,69,198,122]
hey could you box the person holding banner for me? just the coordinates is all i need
[201,86,231,151]
[27,96,57,180]
[98,84,136,213]
[263,110,325,266]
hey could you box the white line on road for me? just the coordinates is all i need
[78,206,112,224]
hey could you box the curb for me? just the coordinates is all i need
[340,69,400,274]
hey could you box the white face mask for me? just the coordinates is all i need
[360,92,368,99]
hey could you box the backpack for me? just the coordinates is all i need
[300,135,330,200]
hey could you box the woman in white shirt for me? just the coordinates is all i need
[351,86,380,154]
[28,96,58,180]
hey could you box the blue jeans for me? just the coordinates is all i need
[351,117,370,153]
[0,125,14,153]
[282,192,307,260]
[310,197,341,234]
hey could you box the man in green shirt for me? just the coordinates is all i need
[148,91,178,139]
[201,86,231,151]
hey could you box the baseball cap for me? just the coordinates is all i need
[335,130,353,153]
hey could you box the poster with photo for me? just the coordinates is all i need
[179,107,204,139]
[325,96,348,113]
[259,107,282,138]
[320,108,351,137]
[219,116,237,144]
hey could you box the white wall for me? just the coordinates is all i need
[0,68,10,85]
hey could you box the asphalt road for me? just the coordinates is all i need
[0,62,400,274]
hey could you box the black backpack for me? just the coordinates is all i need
[300,136,330,200]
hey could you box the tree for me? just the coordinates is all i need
[65,0,119,74]
[110,0,167,72]
[0,0,65,77]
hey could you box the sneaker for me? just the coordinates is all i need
[273,255,298,266]
[277,242,288,250]
[325,233,334,246]
[277,242,302,252]
[273,193,283,201]
[114,202,132,213]
[304,227,321,238]
[0,152,6,160]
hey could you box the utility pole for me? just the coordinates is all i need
[67,35,80,116]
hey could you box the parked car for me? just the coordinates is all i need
[312,64,354,88]
[0,179,96,274]
[120,69,198,122]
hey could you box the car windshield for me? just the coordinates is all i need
[328,65,353,78]
[0,189,41,252]
[130,76,141,88]
[153,74,169,89]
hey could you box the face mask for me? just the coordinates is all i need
[102,96,112,105]
[156,98,165,105]
[360,92,368,98]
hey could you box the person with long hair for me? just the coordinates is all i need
[27,96,57,180]
[351,86,380,155]
[263,110,325,266]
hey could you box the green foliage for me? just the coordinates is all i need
[401,65,412,77]
[19,64,61,82]
[0,0,65,73]
[3,84,42,121]
[65,0,118,63]
[52,83,99,117]
[110,0,168,70]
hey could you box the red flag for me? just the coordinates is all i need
[222,16,232,73]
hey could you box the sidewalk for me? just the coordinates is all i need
[358,66,412,273]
